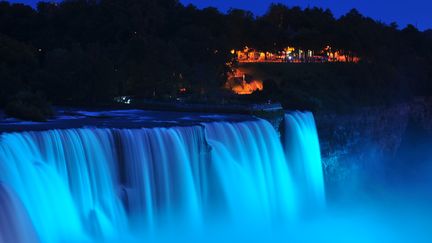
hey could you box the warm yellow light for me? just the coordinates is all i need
[285,47,295,54]
[232,80,263,95]
[232,45,359,64]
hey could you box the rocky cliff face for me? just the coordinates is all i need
[315,98,432,199]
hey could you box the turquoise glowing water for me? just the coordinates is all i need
[5,112,432,243]
[283,111,325,210]
[0,112,323,242]
[2,111,431,242]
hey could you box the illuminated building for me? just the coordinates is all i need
[232,46,360,63]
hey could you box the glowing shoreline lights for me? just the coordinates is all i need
[0,112,325,242]
[232,46,360,64]
[226,46,360,95]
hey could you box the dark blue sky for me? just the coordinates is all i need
[181,0,431,30]
[9,0,432,30]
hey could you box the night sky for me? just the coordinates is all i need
[8,0,432,30]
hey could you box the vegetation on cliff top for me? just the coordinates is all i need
[0,0,431,119]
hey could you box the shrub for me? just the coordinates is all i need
[5,91,53,122]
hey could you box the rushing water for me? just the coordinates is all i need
[283,111,326,210]
[0,113,325,242]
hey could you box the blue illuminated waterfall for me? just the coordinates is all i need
[204,121,297,222]
[0,114,325,242]
[283,112,326,209]
[0,184,39,243]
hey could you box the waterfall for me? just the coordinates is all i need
[0,114,325,242]
[203,121,297,222]
[0,129,127,242]
[283,111,326,209]
[118,126,207,229]
[0,184,39,243]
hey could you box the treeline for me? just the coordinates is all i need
[0,0,432,115]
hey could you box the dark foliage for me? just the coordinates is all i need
[5,91,53,121]
[0,0,431,113]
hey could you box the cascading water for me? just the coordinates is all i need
[203,121,297,222]
[0,184,39,243]
[283,111,326,210]
[0,114,325,242]
[118,126,207,229]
